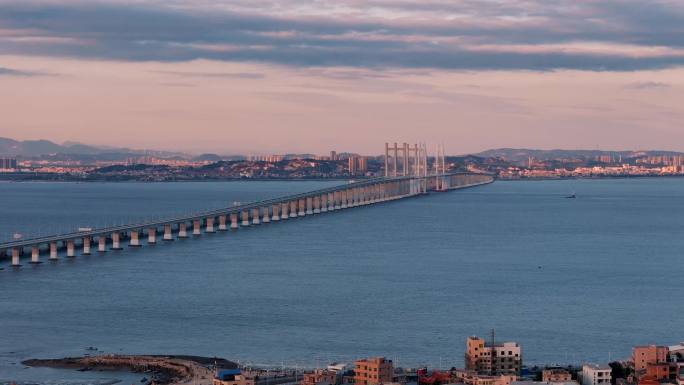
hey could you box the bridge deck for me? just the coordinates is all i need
[1,173,493,252]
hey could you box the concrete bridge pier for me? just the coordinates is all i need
[83,237,91,255]
[320,194,328,212]
[262,207,270,223]
[178,223,188,238]
[206,217,215,233]
[333,191,340,210]
[289,201,298,218]
[49,242,58,260]
[341,190,349,209]
[251,208,260,225]
[11,247,20,267]
[241,210,250,226]
[298,199,306,216]
[30,246,41,264]
[271,204,280,221]
[112,232,122,250]
[327,192,334,211]
[219,215,227,231]
[165,224,176,240]
[280,202,289,220]
[148,228,157,244]
[193,220,201,236]
[313,196,321,214]
[130,230,141,247]
[98,237,106,253]
[306,197,314,215]
[67,240,75,257]
[230,213,239,229]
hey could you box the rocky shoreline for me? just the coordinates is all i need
[22,355,237,385]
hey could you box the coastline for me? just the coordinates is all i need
[22,355,237,385]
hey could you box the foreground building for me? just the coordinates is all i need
[354,357,394,385]
[542,369,572,382]
[580,364,611,385]
[633,346,669,373]
[302,369,338,385]
[465,336,522,375]
[214,369,255,385]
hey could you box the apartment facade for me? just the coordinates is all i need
[633,345,668,372]
[581,364,611,385]
[354,357,394,385]
[465,336,522,375]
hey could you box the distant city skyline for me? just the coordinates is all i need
[1,1,684,154]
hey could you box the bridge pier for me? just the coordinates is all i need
[98,237,106,253]
[178,223,188,238]
[271,204,280,221]
[241,210,250,226]
[83,237,91,255]
[30,246,41,264]
[130,230,141,247]
[148,228,157,244]
[165,224,175,240]
[206,217,215,233]
[320,194,328,212]
[251,208,260,225]
[11,247,20,267]
[230,213,238,229]
[314,196,321,214]
[289,201,298,218]
[67,239,75,257]
[193,220,201,236]
[262,207,270,223]
[281,202,289,219]
[111,232,122,250]
[341,190,347,208]
[219,215,227,231]
[306,197,314,215]
[298,199,306,216]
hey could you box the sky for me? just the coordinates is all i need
[1,0,684,155]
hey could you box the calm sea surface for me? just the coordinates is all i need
[1,179,683,382]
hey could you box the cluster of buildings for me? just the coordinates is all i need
[0,149,379,180]
[211,338,684,385]
[631,344,684,385]
[498,164,684,179]
[0,157,17,171]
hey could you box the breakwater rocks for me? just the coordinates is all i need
[23,355,237,385]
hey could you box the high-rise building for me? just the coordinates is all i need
[465,336,522,376]
[0,157,18,170]
[330,151,338,161]
[358,157,367,173]
[349,157,357,175]
[354,357,393,385]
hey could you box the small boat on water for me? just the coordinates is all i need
[565,192,576,199]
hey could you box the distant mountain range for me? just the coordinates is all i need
[0,137,185,158]
[3,137,683,162]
